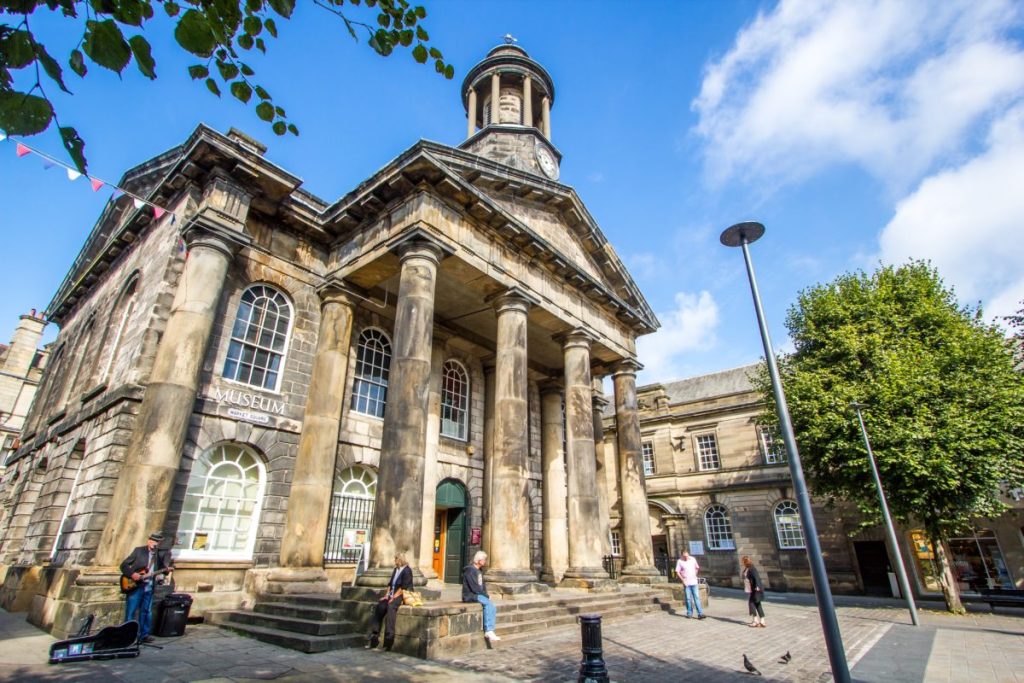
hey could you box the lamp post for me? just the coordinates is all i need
[851,401,919,626]
[720,221,851,683]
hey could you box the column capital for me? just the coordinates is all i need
[180,215,252,258]
[315,278,361,309]
[489,287,538,315]
[555,328,596,350]
[199,168,252,224]
[387,226,452,264]
[538,379,563,397]
[592,393,610,411]
[611,358,643,378]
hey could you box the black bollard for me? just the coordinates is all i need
[577,614,609,683]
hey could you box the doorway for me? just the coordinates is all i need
[854,540,893,596]
[432,479,467,583]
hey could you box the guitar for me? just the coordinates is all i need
[119,566,173,593]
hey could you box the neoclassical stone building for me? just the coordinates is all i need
[0,312,49,467]
[0,43,665,637]
[601,364,1024,597]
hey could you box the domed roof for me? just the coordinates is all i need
[460,39,555,111]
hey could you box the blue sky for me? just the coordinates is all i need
[2,0,1022,385]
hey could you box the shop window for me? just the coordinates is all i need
[176,443,266,560]
[350,328,392,418]
[440,360,469,440]
[695,433,720,470]
[948,528,1014,592]
[704,504,736,550]
[773,500,805,549]
[222,284,292,391]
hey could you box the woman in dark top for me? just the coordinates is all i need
[367,552,413,650]
[741,555,766,627]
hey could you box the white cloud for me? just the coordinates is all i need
[692,0,1024,191]
[879,106,1024,322]
[637,291,719,381]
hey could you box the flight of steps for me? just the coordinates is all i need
[209,586,675,656]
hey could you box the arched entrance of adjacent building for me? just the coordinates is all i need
[432,479,467,583]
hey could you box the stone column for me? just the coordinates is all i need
[523,74,533,127]
[357,238,444,587]
[279,282,356,570]
[541,96,551,139]
[559,331,615,590]
[592,384,613,557]
[486,292,546,595]
[613,360,663,583]
[466,87,477,138]
[418,342,446,585]
[539,383,568,584]
[481,362,496,555]
[96,216,248,566]
[490,72,501,125]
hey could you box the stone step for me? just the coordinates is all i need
[254,601,349,622]
[222,610,354,637]
[486,601,666,648]
[494,595,662,624]
[494,599,662,637]
[214,618,365,653]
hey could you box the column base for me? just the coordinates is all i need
[340,584,442,602]
[539,567,566,585]
[561,566,610,580]
[355,565,428,588]
[619,564,668,585]
[558,576,620,592]
[490,581,550,598]
[264,567,333,595]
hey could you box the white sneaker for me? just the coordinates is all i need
[485,631,501,641]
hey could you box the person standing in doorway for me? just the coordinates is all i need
[675,549,705,619]
[741,555,766,627]
[120,531,174,643]
[367,552,413,651]
[462,550,500,642]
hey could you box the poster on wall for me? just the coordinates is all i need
[342,528,368,549]
[688,540,705,556]
[470,527,482,545]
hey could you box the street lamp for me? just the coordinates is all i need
[851,401,919,626]
[720,221,851,683]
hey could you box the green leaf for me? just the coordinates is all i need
[272,120,286,135]
[255,101,274,121]
[264,18,278,38]
[35,44,71,93]
[267,0,295,18]
[287,123,298,135]
[112,0,145,26]
[205,77,221,96]
[274,105,285,116]
[444,64,454,79]
[254,85,270,100]
[0,91,53,135]
[238,33,254,49]
[174,9,217,58]
[428,46,441,59]
[243,15,262,36]
[240,63,255,76]
[4,29,36,69]
[414,6,425,18]
[216,60,239,80]
[128,35,157,79]
[164,1,181,17]
[411,43,427,64]
[377,13,390,28]
[188,64,209,79]
[255,37,265,53]
[69,49,87,77]
[59,125,87,174]
[230,80,252,103]
[398,29,413,47]
[83,20,132,73]
[415,25,427,41]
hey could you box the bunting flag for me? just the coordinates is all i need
[1,131,174,223]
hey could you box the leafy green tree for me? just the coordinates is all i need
[754,261,1024,613]
[1008,302,1024,369]
[0,0,452,171]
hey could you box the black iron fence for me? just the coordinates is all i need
[601,555,676,581]
[324,494,374,564]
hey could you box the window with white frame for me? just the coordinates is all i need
[695,433,721,470]
[222,284,292,391]
[774,500,805,549]
[350,328,392,418]
[440,360,469,440]
[176,443,266,560]
[704,504,736,550]
[641,441,656,476]
[760,427,786,464]
[610,531,622,556]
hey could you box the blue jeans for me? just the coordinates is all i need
[476,594,496,632]
[684,584,703,617]
[124,582,155,639]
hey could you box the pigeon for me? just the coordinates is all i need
[743,654,762,676]
[778,650,792,664]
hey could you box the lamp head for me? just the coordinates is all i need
[720,221,765,247]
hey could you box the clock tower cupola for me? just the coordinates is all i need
[460,36,560,181]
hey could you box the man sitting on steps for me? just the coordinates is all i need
[462,550,500,642]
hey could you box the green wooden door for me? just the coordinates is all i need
[444,507,466,583]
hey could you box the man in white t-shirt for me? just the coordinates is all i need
[675,549,705,619]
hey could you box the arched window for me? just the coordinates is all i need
[100,276,139,383]
[61,316,96,407]
[350,328,391,418]
[176,443,266,560]
[704,504,736,550]
[441,360,469,440]
[222,284,292,391]
[325,466,378,563]
[774,500,805,549]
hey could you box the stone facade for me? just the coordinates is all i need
[0,312,48,470]
[0,42,663,638]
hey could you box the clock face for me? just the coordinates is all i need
[535,145,559,180]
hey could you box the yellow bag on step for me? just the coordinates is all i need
[403,590,424,607]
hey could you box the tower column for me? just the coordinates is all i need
[490,71,501,125]
[540,383,568,584]
[357,238,444,587]
[279,282,357,569]
[466,86,477,138]
[523,74,533,127]
[560,331,614,590]
[486,291,547,595]
[541,95,551,138]
[613,360,664,583]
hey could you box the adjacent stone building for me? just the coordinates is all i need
[0,42,665,638]
[601,364,1024,598]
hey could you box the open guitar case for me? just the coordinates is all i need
[49,618,141,663]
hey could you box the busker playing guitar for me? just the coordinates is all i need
[120,531,174,643]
